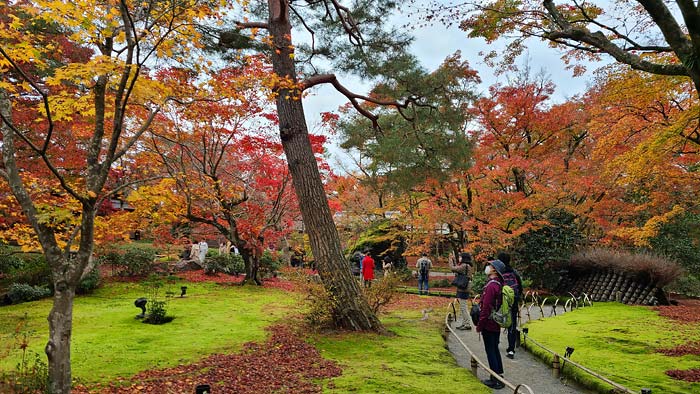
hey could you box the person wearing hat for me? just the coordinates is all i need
[476,259,506,389]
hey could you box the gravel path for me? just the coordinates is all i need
[446,302,597,394]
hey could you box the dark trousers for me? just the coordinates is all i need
[482,329,504,378]
[507,303,519,352]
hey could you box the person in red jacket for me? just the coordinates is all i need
[476,259,506,389]
[361,252,375,288]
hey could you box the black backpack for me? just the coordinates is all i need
[419,260,429,277]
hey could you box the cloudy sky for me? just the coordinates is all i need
[299,5,603,169]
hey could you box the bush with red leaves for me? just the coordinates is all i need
[666,369,700,382]
[73,325,341,394]
[657,341,700,357]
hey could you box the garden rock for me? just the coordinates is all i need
[174,259,203,271]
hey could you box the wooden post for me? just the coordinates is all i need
[470,356,478,376]
[552,354,561,378]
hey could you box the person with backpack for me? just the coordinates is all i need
[450,252,473,330]
[476,259,507,390]
[416,253,432,295]
[498,252,524,359]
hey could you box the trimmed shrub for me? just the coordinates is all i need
[0,249,24,276]
[114,247,155,277]
[204,254,244,275]
[76,266,101,294]
[98,250,123,266]
[512,209,586,289]
[7,283,52,304]
[4,256,51,289]
[259,250,282,277]
[666,274,700,297]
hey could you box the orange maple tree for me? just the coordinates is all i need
[0,1,233,392]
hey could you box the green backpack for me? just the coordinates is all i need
[488,280,515,328]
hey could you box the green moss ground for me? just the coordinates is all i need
[523,302,700,394]
[314,311,489,394]
[3,282,697,394]
[0,281,292,382]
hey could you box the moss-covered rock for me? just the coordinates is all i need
[346,219,407,269]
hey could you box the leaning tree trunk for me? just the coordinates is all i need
[266,0,383,331]
[46,285,75,394]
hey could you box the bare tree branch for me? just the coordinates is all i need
[543,0,688,77]
[302,74,433,128]
[236,21,270,29]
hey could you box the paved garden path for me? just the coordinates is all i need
[446,302,596,394]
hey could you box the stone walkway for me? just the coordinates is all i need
[446,301,596,394]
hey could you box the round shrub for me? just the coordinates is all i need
[259,250,282,277]
[77,266,101,294]
[4,256,52,289]
[0,249,24,276]
[7,283,52,304]
[114,247,156,277]
[204,254,244,275]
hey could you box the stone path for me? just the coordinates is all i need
[446,301,596,394]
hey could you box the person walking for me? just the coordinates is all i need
[476,259,507,389]
[189,240,200,262]
[416,253,432,295]
[450,252,473,330]
[197,239,209,264]
[382,255,393,277]
[361,252,375,288]
[498,252,524,359]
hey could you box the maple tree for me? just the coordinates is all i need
[435,0,700,144]
[581,64,700,249]
[130,59,305,284]
[0,1,231,392]
[409,73,593,258]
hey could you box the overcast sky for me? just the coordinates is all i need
[299,6,603,170]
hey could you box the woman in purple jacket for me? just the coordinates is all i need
[476,259,507,389]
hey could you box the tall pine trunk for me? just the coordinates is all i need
[267,1,383,331]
